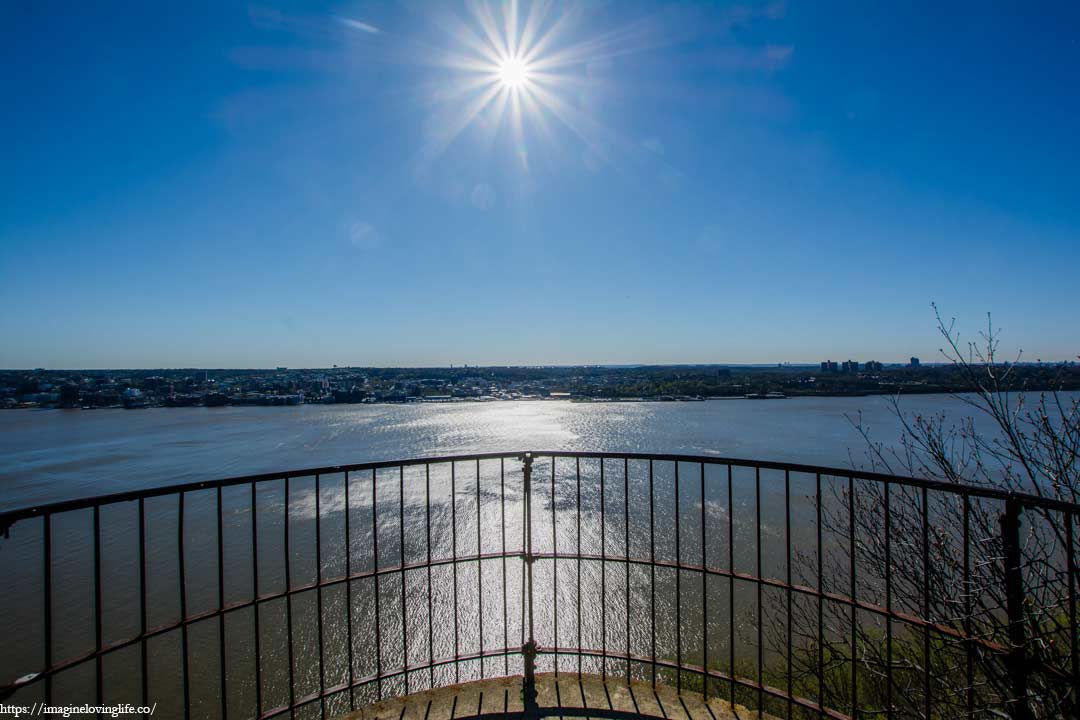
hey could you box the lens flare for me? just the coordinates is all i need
[413,0,655,174]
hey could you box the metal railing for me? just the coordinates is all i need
[0,451,1076,719]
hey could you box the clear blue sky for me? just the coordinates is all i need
[2,1,1077,368]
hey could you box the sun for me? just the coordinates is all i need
[497,56,530,89]
[413,0,642,171]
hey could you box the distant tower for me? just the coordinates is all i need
[909,357,921,368]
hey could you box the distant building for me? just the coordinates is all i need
[909,357,921,368]
[820,360,839,373]
[864,360,884,372]
[841,360,859,374]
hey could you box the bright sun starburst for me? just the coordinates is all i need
[497,57,530,89]
[413,0,648,173]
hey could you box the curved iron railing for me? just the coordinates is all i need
[0,451,1076,719]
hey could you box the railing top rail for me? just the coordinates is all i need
[0,450,526,525]
[533,450,1080,513]
[1,449,1076,527]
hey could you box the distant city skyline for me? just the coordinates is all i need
[3,1,1078,368]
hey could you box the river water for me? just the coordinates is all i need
[0,394,1020,510]
[0,395,1050,718]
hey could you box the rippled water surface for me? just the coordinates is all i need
[0,394,1028,510]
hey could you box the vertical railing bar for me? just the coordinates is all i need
[1001,497,1031,720]
[1068,510,1078,709]
[344,471,354,712]
[577,456,583,679]
[816,473,824,718]
[551,457,558,676]
[625,457,631,687]
[316,474,325,718]
[676,461,682,694]
[400,465,409,694]
[94,504,103,712]
[522,454,537,717]
[179,493,191,720]
[848,475,857,719]
[701,462,708,701]
[251,482,263,716]
[921,486,930,720]
[500,458,508,677]
[284,477,296,713]
[522,457,528,652]
[217,485,228,720]
[426,464,434,687]
[650,459,657,689]
[372,468,381,701]
[785,469,792,720]
[477,458,484,679]
[43,513,53,706]
[451,461,460,684]
[138,498,148,711]
[601,458,607,681]
[963,494,972,718]
[885,482,894,720]
[755,467,762,714]
[728,464,735,711]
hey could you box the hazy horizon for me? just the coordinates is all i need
[5,359,1065,373]
[3,1,1077,367]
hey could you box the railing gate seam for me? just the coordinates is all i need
[522,452,539,718]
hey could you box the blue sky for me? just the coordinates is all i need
[2,1,1077,368]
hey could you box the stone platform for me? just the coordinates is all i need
[338,672,775,720]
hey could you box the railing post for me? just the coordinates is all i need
[1000,496,1033,720]
[522,452,539,718]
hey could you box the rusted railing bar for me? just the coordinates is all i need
[816,472,825,717]
[675,461,683,693]
[650,459,657,689]
[138,497,147,710]
[344,470,354,712]
[501,458,508,678]
[785,468,792,720]
[551,457,558,674]
[625,458,632,686]
[400,465,408,694]
[372,468,381,700]
[427,463,435,688]
[251,482,263,715]
[478,458,485,678]
[217,485,228,720]
[316,474,326,716]
[729,464,736,712]
[963,493,972,718]
[178,493,191,720]
[885,481,894,719]
[577,457,583,679]
[756,466,763,713]
[848,475,857,718]
[700,462,708,700]
[93,505,103,709]
[600,457,607,681]
[283,478,295,714]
